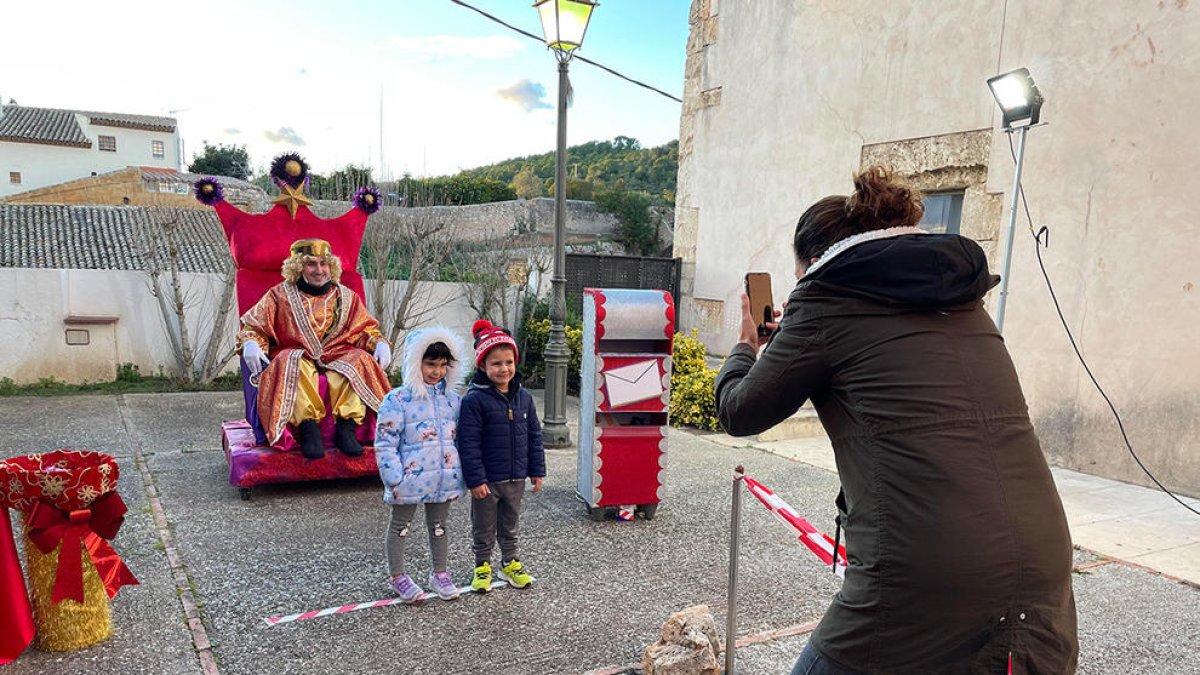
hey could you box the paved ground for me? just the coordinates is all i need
[1,391,1197,674]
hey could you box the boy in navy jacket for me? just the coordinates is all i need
[458,320,545,591]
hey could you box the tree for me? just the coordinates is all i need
[134,197,238,384]
[595,188,657,255]
[382,174,515,206]
[360,203,460,353]
[511,166,543,199]
[310,165,374,201]
[188,143,251,180]
[446,209,549,329]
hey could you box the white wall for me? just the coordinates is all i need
[80,119,180,174]
[0,269,483,384]
[0,114,179,198]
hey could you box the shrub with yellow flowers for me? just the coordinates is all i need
[669,330,722,431]
[519,318,583,394]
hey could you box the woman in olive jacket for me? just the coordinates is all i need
[715,167,1078,675]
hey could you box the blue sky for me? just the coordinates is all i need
[0,0,690,178]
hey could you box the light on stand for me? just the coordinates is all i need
[987,67,1044,129]
[988,67,1044,332]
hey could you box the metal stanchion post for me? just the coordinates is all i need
[726,465,745,675]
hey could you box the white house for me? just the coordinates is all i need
[0,103,180,198]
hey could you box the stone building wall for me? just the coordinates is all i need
[672,0,1200,495]
[1,167,263,209]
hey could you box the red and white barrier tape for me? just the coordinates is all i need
[742,475,847,578]
[265,597,410,626]
[263,580,513,626]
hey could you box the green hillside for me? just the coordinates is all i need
[455,136,678,204]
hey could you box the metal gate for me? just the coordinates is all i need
[565,253,682,328]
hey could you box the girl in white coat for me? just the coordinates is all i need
[374,327,467,602]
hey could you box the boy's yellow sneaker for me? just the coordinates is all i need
[471,562,492,593]
[499,559,533,589]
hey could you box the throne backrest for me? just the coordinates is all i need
[214,201,368,314]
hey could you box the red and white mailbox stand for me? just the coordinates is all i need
[577,288,675,521]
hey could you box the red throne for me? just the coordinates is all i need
[200,159,385,498]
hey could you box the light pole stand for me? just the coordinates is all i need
[994,124,1029,334]
[543,59,572,448]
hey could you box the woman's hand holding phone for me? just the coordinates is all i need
[738,293,781,350]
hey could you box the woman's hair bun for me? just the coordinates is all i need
[845,166,924,230]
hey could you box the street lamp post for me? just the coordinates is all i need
[534,0,597,448]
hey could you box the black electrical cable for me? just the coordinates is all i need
[448,0,684,103]
[1007,133,1200,517]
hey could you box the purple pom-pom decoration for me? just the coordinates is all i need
[353,186,382,214]
[270,153,309,188]
[194,177,225,205]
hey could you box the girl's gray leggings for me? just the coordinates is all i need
[386,501,451,577]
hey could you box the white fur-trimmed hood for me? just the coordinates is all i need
[401,326,467,398]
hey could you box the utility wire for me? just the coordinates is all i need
[448,0,683,103]
[1007,133,1199,517]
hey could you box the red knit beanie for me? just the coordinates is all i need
[472,319,519,367]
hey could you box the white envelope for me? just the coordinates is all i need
[604,359,663,408]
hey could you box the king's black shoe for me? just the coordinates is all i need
[334,419,364,457]
[296,420,325,459]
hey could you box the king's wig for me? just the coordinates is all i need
[281,252,343,285]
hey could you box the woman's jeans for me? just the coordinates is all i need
[789,643,864,675]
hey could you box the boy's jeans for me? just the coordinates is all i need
[471,479,525,565]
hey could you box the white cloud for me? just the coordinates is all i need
[264,127,306,146]
[496,80,553,112]
[384,34,526,60]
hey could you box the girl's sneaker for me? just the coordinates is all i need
[390,574,424,604]
[428,571,461,601]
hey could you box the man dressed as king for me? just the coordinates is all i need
[238,238,393,459]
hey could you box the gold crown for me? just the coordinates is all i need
[289,239,332,257]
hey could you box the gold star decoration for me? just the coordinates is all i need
[273,184,314,218]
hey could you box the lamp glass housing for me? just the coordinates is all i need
[535,0,597,53]
[988,67,1044,128]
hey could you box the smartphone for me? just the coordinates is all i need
[744,272,774,337]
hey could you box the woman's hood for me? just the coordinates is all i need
[803,231,1000,309]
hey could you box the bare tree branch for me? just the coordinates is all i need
[199,261,238,382]
[136,196,238,384]
[360,205,460,365]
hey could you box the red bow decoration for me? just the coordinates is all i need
[26,492,138,605]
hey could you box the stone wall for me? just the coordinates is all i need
[312,197,636,245]
[674,0,721,337]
